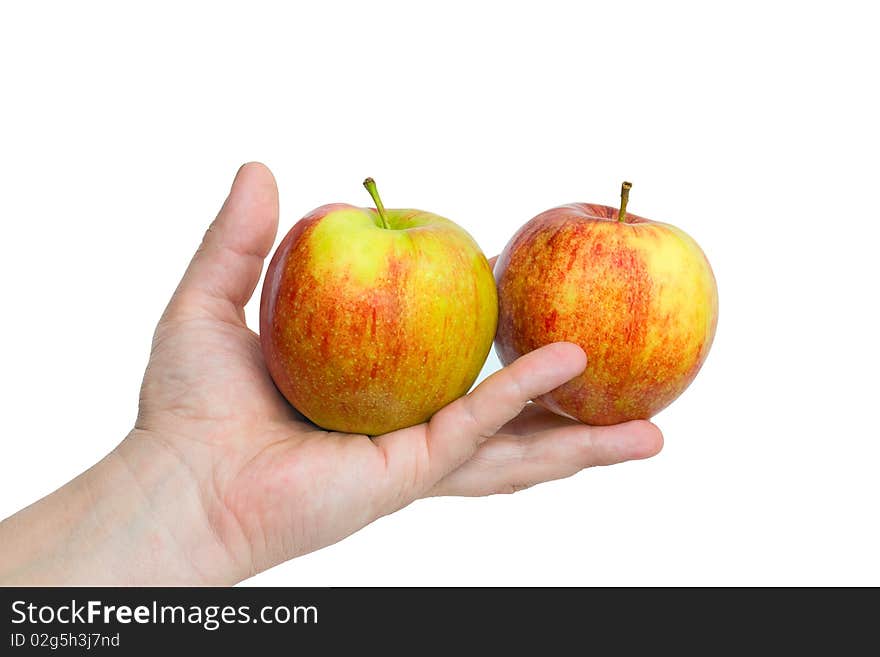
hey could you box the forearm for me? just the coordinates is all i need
[0,431,244,586]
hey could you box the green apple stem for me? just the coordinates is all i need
[618,181,633,223]
[363,177,391,229]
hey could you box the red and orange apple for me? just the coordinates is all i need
[494,183,718,425]
[260,179,497,435]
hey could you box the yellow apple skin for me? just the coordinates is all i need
[260,203,497,436]
[494,203,718,425]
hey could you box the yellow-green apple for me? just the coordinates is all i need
[260,178,498,435]
[494,182,718,425]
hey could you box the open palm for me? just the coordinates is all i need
[126,163,663,583]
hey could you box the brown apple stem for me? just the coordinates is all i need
[618,181,633,223]
[363,177,391,229]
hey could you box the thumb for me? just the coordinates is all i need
[163,162,279,325]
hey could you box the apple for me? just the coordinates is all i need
[494,182,718,425]
[259,178,498,435]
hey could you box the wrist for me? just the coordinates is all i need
[0,429,251,585]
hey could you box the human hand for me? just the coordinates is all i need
[0,163,662,585]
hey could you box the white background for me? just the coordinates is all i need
[1,1,878,585]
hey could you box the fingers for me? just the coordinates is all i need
[498,402,582,435]
[427,420,663,497]
[426,342,586,477]
[163,162,279,326]
[373,342,587,504]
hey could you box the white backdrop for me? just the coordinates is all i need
[1,1,877,585]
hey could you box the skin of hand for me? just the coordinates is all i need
[0,163,663,585]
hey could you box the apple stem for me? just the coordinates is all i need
[363,177,391,229]
[618,181,632,223]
